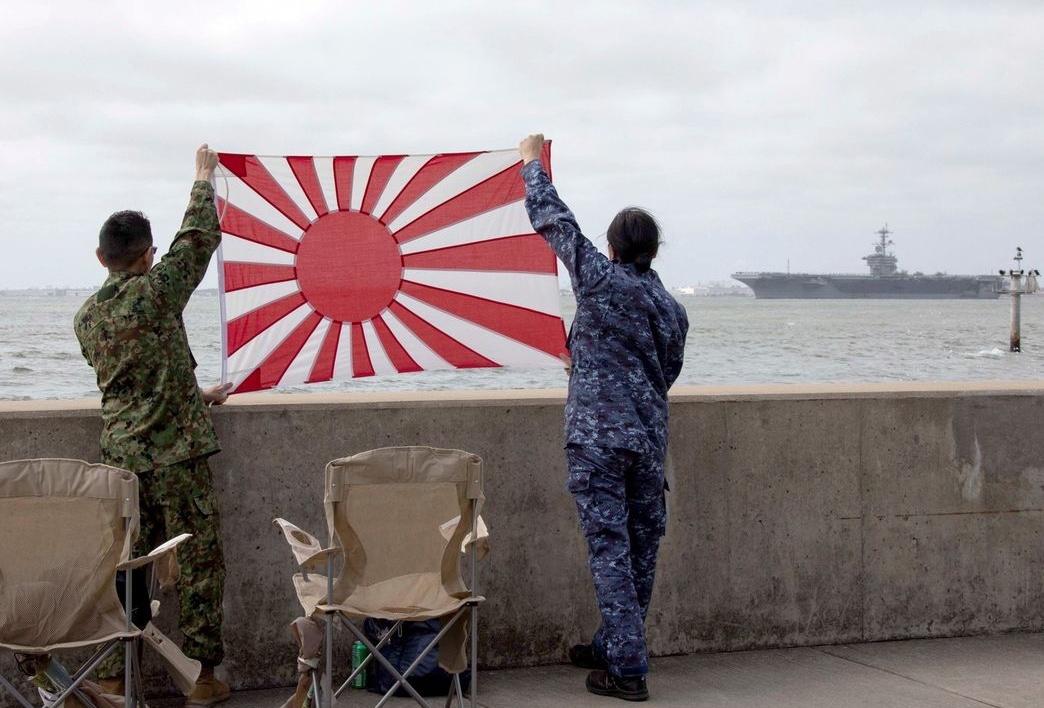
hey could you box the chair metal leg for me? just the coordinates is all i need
[124,516,137,708]
[125,639,136,708]
[445,672,464,708]
[468,502,479,708]
[347,625,432,708]
[0,674,35,708]
[470,603,478,708]
[323,554,335,708]
[321,614,334,708]
[16,647,123,708]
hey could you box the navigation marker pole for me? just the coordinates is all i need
[997,247,1040,352]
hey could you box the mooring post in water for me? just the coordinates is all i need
[997,247,1040,353]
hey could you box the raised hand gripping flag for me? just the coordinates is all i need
[215,145,566,394]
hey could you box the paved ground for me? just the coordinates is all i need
[147,632,1044,707]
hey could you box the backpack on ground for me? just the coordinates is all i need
[362,618,471,697]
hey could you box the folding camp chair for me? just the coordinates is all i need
[0,458,192,708]
[274,446,487,708]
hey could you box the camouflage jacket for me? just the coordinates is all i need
[74,181,221,472]
[522,160,689,459]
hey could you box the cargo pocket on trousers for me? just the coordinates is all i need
[192,491,216,516]
[566,468,591,494]
[565,446,592,494]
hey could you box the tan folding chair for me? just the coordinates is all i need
[274,446,487,708]
[0,458,191,708]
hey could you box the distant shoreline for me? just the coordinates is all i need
[0,286,755,298]
[0,287,220,297]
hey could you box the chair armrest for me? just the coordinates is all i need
[273,518,340,569]
[439,514,490,560]
[143,622,202,696]
[117,532,192,571]
[118,532,192,587]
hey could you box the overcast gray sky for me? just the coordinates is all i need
[2,0,1042,290]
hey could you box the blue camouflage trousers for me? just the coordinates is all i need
[566,444,667,678]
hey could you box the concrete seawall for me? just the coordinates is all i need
[2,382,1043,697]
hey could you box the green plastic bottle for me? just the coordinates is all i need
[351,640,369,689]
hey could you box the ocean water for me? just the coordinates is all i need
[1,292,1041,401]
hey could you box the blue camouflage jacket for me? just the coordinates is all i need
[522,160,688,459]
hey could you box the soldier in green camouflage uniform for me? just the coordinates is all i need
[74,145,232,707]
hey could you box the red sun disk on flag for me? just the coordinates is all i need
[294,210,403,323]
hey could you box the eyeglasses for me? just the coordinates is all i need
[138,244,158,260]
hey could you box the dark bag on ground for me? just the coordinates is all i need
[363,618,471,697]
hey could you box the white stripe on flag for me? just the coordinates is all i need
[332,323,354,382]
[279,317,332,387]
[360,320,396,375]
[385,150,517,232]
[313,157,338,215]
[398,201,532,254]
[220,235,296,265]
[223,281,301,321]
[402,269,561,316]
[380,308,453,371]
[257,156,319,223]
[351,157,377,212]
[394,292,560,368]
[225,302,314,387]
[371,155,430,220]
[218,169,304,240]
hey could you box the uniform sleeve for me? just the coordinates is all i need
[663,303,689,389]
[522,160,610,296]
[149,180,221,313]
[74,326,93,369]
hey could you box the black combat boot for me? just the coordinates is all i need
[585,670,649,702]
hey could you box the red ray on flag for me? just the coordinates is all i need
[215,144,565,393]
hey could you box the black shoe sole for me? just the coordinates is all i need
[586,683,649,702]
[586,672,649,702]
[588,685,643,701]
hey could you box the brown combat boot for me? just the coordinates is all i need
[59,694,88,708]
[185,666,230,708]
[96,676,125,696]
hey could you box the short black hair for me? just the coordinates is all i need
[99,210,152,269]
[607,207,660,273]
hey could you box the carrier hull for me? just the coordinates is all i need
[731,273,1003,299]
[733,225,1003,299]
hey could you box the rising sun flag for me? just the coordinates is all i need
[215,145,566,394]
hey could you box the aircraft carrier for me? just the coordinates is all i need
[732,226,1002,299]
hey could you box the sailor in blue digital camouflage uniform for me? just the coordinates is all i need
[519,135,688,702]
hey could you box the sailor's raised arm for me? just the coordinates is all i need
[519,134,611,295]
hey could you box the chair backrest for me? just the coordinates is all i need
[0,458,139,652]
[324,447,483,613]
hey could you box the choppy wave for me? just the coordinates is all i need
[966,348,1007,359]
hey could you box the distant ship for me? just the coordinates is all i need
[732,226,1003,299]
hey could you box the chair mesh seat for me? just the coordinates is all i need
[0,462,137,654]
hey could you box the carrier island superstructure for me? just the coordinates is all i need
[732,226,1002,299]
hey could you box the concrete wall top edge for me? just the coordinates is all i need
[669,380,1044,401]
[0,389,570,415]
[2,380,1043,415]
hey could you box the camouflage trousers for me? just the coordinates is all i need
[98,456,226,677]
[565,445,667,678]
